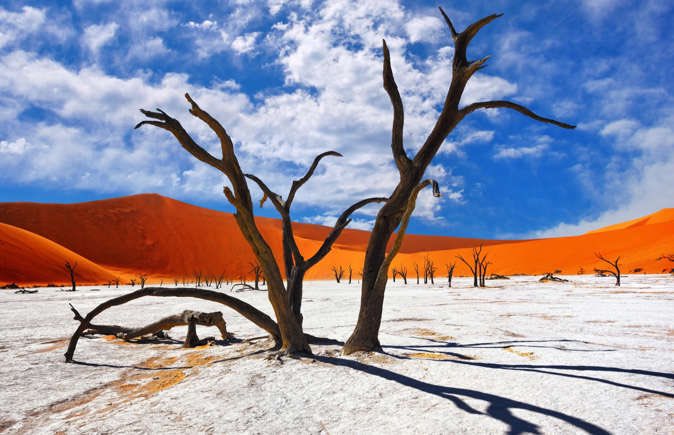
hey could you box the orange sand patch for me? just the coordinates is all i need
[404,328,454,341]
[115,369,186,399]
[504,346,537,360]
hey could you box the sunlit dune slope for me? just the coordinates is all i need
[400,218,674,277]
[1,193,672,283]
[0,223,117,285]
[586,208,674,234]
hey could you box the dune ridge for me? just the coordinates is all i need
[1,193,672,284]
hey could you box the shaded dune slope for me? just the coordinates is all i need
[0,222,117,285]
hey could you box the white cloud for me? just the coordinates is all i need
[0,138,28,155]
[82,22,119,55]
[231,32,260,54]
[0,6,46,48]
[405,16,443,43]
[494,143,548,160]
[532,116,674,237]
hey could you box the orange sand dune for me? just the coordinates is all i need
[586,208,674,234]
[0,223,117,285]
[1,193,672,284]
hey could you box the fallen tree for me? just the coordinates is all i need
[64,287,279,362]
[70,305,230,346]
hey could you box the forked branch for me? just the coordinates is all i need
[460,100,576,129]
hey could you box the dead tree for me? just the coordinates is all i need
[129,278,136,287]
[445,262,455,287]
[348,265,353,284]
[332,265,344,283]
[70,305,229,346]
[64,261,77,292]
[193,271,203,287]
[424,256,437,285]
[64,287,280,361]
[478,255,490,287]
[595,252,621,286]
[398,265,408,284]
[413,263,420,284]
[344,8,573,353]
[138,274,147,289]
[113,277,120,288]
[136,96,384,354]
[391,267,397,283]
[250,262,263,290]
[457,245,483,288]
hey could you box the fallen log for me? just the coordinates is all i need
[64,286,282,362]
[70,304,229,344]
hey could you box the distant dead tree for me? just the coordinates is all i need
[457,245,484,288]
[332,265,344,283]
[398,265,408,285]
[214,273,225,290]
[249,262,263,290]
[129,278,136,287]
[595,252,621,286]
[391,267,398,283]
[413,263,420,284]
[348,265,353,284]
[478,255,491,287]
[64,261,78,292]
[424,256,436,285]
[445,262,456,287]
[138,274,147,289]
[113,277,120,288]
[343,8,573,354]
[193,271,203,287]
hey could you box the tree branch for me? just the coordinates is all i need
[438,6,458,39]
[382,40,411,172]
[286,151,342,208]
[460,100,575,129]
[244,174,286,213]
[135,108,225,172]
[376,179,434,284]
[456,255,476,274]
[305,197,387,269]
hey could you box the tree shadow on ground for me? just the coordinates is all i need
[382,339,674,398]
[313,354,610,435]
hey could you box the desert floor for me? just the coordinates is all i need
[1,275,672,434]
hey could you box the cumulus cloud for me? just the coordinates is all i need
[82,22,119,55]
[532,116,674,237]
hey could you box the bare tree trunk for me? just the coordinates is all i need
[64,261,77,292]
[344,9,573,354]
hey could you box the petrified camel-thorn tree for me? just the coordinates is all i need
[446,262,456,287]
[595,252,622,286]
[344,8,574,354]
[64,261,77,292]
[457,244,484,288]
[479,254,491,287]
[245,151,386,325]
[70,304,230,347]
[134,93,385,354]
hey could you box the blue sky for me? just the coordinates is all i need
[0,0,672,239]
